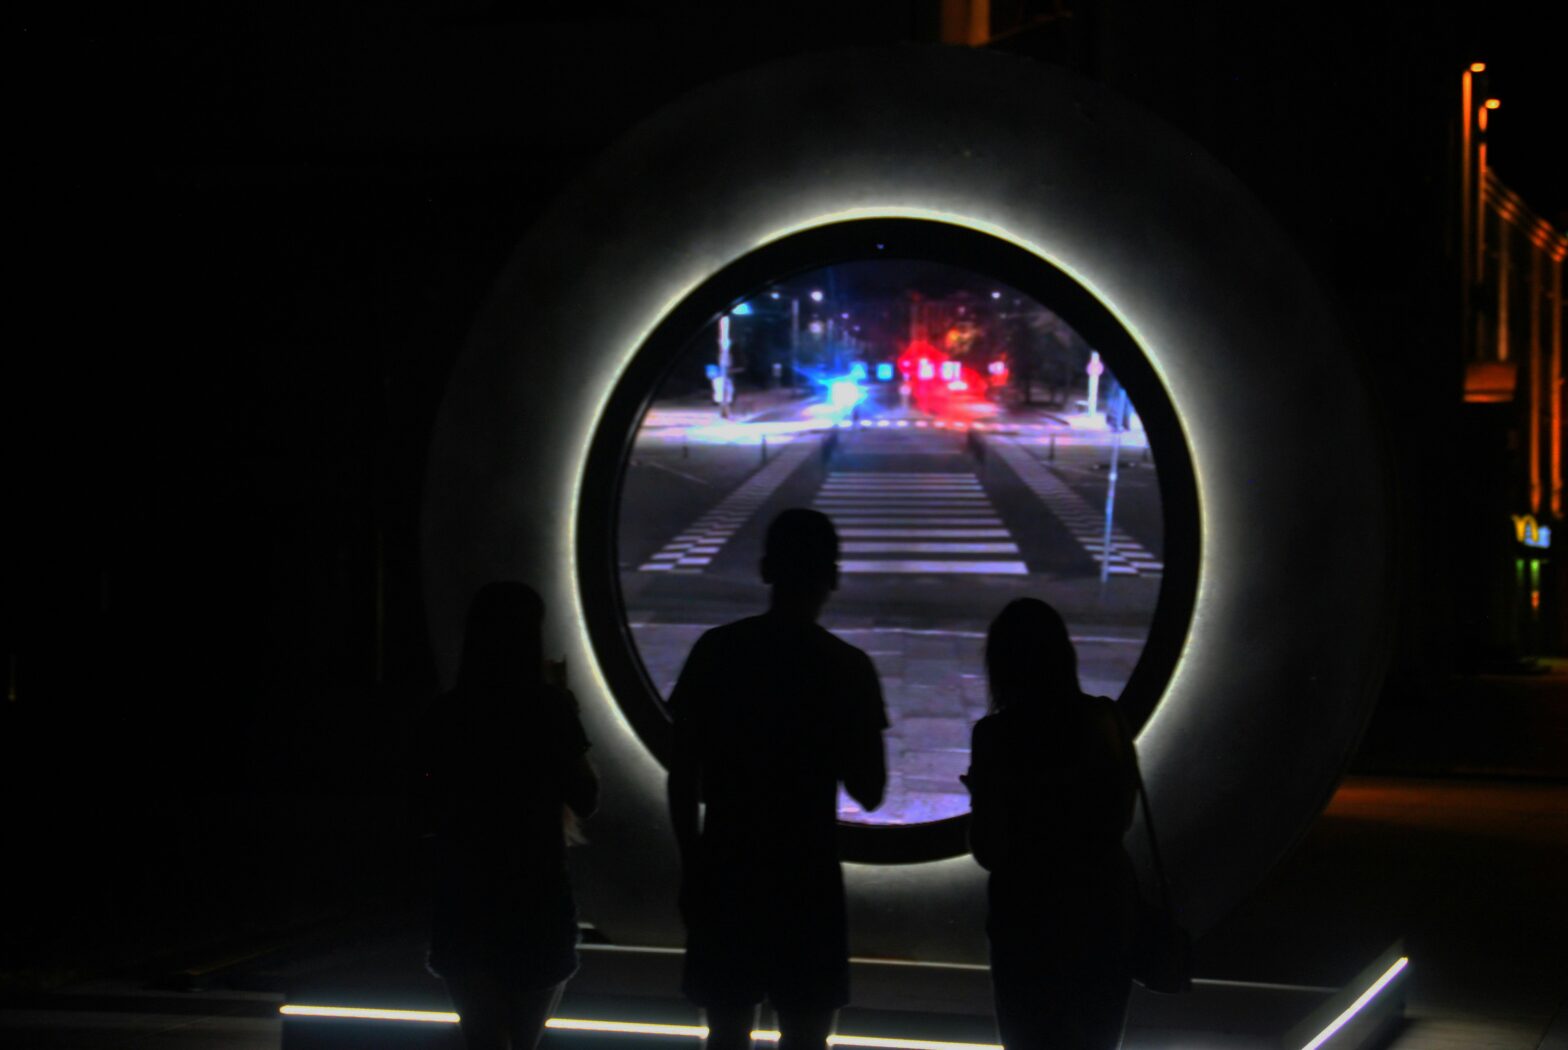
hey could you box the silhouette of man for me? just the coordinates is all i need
[668,508,888,1050]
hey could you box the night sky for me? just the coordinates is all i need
[1465,3,1567,223]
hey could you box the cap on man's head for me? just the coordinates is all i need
[762,508,839,585]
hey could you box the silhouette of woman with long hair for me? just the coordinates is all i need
[963,598,1139,1050]
[427,581,599,1050]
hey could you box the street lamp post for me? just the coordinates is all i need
[1461,62,1486,353]
[789,296,800,392]
[1477,96,1500,285]
[716,314,734,419]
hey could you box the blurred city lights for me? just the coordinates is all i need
[810,289,824,302]
[829,379,865,408]
[731,301,753,315]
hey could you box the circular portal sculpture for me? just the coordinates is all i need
[423,45,1392,961]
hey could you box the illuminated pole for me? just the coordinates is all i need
[1529,243,1542,513]
[1086,351,1104,417]
[1461,63,1484,353]
[1553,252,1564,519]
[1477,98,1499,282]
[717,314,733,419]
[1099,387,1127,592]
[789,296,800,392]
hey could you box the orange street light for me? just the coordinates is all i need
[1476,96,1500,278]
[1461,63,1489,347]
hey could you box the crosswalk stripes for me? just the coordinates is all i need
[637,441,817,572]
[813,471,1029,575]
[990,437,1163,576]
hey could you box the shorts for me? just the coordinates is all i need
[681,860,849,1011]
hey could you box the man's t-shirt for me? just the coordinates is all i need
[671,613,887,862]
[669,612,887,1008]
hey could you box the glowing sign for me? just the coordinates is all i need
[876,362,894,381]
[917,359,934,380]
[940,361,960,381]
[849,362,868,381]
[1512,514,1552,549]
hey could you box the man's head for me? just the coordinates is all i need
[760,508,839,610]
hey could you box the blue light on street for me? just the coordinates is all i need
[876,363,894,382]
[829,379,865,409]
[731,301,753,315]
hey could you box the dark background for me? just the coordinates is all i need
[7,1,1565,985]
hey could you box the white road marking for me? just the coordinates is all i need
[840,560,1029,575]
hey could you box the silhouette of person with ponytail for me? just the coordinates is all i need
[964,598,1139,1050]
[428,581,598,1050]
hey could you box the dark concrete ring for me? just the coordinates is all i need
[423,45,1393,959]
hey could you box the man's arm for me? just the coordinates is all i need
[842,651,888,813]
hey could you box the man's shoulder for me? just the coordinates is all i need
[693,615,769,648]
[690,617,875,674]
[812,625,874,667]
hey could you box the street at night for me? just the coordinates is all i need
[620,338,1165,825]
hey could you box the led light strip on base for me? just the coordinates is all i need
[280,1006,1000,1050]
[281,955,1406,1050]
[1298,956,1409,1050]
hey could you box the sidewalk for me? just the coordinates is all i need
[1356,659,1568,780]
[639,387,817,429]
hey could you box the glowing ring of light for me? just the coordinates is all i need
[575,218,1198,865]
[423,46,1393,959]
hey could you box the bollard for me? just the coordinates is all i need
[760,436,768,465]
[683,435,689,460]
[1048,433,1057,461]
